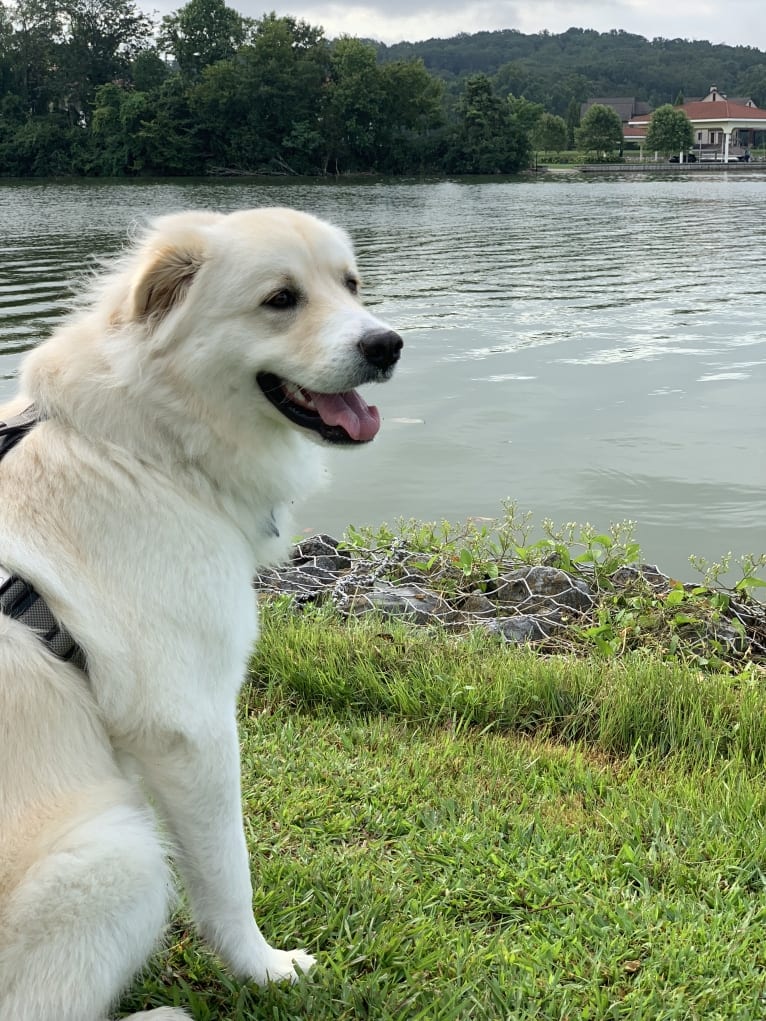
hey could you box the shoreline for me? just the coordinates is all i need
[255,533,765,672]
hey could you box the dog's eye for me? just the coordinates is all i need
[264,289,298,310]
[345,277,359,296]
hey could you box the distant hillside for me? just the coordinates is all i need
[375,27,766,115]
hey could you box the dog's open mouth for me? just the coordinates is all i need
[257,372,381,444]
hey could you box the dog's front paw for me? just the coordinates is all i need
[252,947,316,985]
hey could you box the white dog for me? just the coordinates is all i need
[0,208,402,1021]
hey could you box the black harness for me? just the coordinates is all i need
[0,406,87,672]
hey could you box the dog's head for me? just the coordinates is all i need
[121,207,402,446]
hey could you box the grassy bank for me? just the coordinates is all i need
[121,608,766,1020]
[255,605,766,764]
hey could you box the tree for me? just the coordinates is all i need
[321,37,385,174]
[737,65,766,108]
[88,81,150,174]
[565,98,580,148]
[575,103,623,158]
[506,93,544,134]
[531,112,567,151]
[548,73,588,118]
[245,14,328,171]
[0,3,16,96]
[6,0,62,115]
[447,74,530,174]
[376,58,443,172]
[159,0,247,77]
[0,114,83,174]
[5,0,153,124]
[377,26,765,113]
[189,14,328,174]
[55,0,154,120]
[190,58,258,168]
[130,48,169,92]
[493,60,545,106]
[135,74,204,174]
[16,17,762,179]
[645,103,694,157]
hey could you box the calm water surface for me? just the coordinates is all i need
[1,176,764,579]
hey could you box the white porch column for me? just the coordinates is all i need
[724,130,731,161]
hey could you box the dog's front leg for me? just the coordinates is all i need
[135,719,315,985]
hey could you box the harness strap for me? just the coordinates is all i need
[0,570,88,672]
[0,403,38,456]
[0,405,88,674]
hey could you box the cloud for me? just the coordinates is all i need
[146,0,766,50]
[270,1,518,41]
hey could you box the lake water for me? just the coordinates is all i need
[1,175,764,580]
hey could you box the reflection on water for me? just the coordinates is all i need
[0,176,764,577]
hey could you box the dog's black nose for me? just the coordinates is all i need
[358,329,403,372]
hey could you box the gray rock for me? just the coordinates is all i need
[485,566,593,614]
[457,593,497,617]
[712,622,749,655]
[254,564,331,602]
[292,534,352,572]
[611,564,670,592]
[348,583,455,624]
[486,613,558,643]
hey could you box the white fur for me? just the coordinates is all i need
[0,208,397,1020]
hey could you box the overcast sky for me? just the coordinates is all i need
[148,0,765,51]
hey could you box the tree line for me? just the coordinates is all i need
[1,0,764,178]
[378,27,766,114]
[0,0,539,177]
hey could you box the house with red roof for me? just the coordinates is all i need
[629,86,766,160]
[581,97,652,148]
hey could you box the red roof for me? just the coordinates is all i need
[680,99,766,120]
[631,99,766,124]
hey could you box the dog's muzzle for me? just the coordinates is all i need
[257,327,403,446]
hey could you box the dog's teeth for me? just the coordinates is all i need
[284,382,316,410]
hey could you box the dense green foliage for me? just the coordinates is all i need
[337,508,766,674]
[2,3,766,177]
[443,74,530,173]
[378,27,766,114]
[0,0,524,176]
[575,102,624,157]
[645,102,695,156]
[531,111,568,152]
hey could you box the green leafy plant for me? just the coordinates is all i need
[337,506,765,673]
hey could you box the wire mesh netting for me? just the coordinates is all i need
[254,533,766,666]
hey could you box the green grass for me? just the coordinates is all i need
[255,605,766,765]
[121,609,766,1020]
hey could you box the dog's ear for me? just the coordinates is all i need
[130,243,204,325]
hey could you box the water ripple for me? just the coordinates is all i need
[0,177,764,578]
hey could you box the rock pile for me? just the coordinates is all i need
[253,534,766,666]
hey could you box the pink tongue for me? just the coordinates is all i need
[309,389,381,441]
